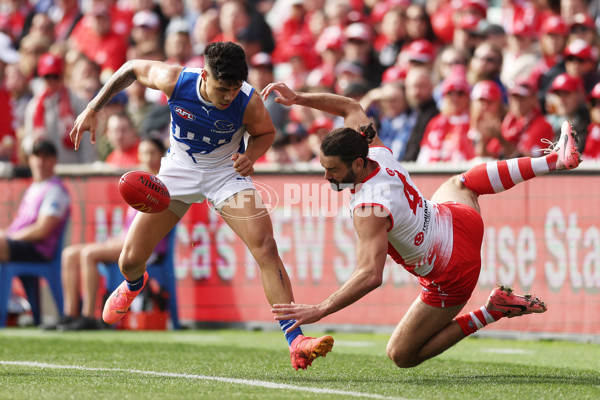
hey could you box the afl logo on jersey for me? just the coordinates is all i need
[414,232,424,246]
[174,107,196,120]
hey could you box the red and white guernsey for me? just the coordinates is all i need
[349,147,454,279]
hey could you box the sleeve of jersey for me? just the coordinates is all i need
[39,185,71,218]
[352,185,394,230]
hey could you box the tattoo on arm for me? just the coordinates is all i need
[89,61,137,112]
[278,269,284,284]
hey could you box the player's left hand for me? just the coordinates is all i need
[260,82,297,106]
[231,153,254,176]
[271,303,323,332]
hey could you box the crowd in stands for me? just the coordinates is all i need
[1,0,600,168]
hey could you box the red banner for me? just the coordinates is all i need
[2,172,599,334]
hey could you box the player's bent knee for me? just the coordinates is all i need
[118,245,149,275]
[386,345,421,368]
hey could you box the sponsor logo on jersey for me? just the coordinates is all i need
[174,107,196,120]
[213,120,235,133]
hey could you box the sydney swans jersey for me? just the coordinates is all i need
[167,68,254,167]
[349,147,453,278]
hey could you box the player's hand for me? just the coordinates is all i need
[231,153,255,176]
[70,107,98,150]
[271,303,324,332]
[260,82,297,107]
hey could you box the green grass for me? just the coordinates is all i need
[1,328,599,400]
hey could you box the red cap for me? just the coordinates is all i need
[37,53,64,76]
[441,65,470,95]
[250,52,273,68]
[540,15,569,36]
[403,39,436,63]
[511,18,536,38]
[507,77,537,97]
[382,65,408,83]
[571,13,595,30]
[590,82,600,100]
[344,22,372,42]
[315,26,344,53]
[564,39,598,61]
[308,117,334,135]
[471,80,502,101]
[458,14,483,31]
[550,73,584,93]
[451,0,488,17]
[370,0,411,23]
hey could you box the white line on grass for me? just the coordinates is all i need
[0,361,413,400]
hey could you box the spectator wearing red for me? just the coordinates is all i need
[452,13,487,56]
[0,33,20,163]
[305,25,344,91]
[104,112,140,168]
[69,4,128,83]
[404,3,437,44]
[468,41,506,102]
[583,82,600,161]
[546,73,589,152]
[568,12,598,45]
[0,0,31,42]
[469,80,505,159]
[23,53,94,164]
[500,16,539,85]
[529,15,569,89]
[342,22,384,88]
[482,79,552,159]
[374,5,407,68]
[417,65,474,164]
[398,39,437,72]
[50,0,83,43]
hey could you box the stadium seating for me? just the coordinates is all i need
[0,228,67,327]
[99,227,180,329]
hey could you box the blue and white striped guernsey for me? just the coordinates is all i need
[167,67,254,168]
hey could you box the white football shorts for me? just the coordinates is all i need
[157,152,257,218]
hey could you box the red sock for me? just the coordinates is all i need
[461,153,558,195]
[455,306,504,336]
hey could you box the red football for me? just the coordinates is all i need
[118,170,170,214]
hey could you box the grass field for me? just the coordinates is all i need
[1,328,599,400]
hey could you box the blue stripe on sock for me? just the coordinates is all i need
[126,276,144,291]
[279,319,303,346]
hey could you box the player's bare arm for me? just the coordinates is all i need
[70,60,183,150]
[273,207,389,332]
[232,91,276,176]
[261,82,385,147]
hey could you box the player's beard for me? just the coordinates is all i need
[329,169,356,192]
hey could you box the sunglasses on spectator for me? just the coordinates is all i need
[571,25,590,34]
[445,90,468,97]
[443,59,465,66]
[475,55,500,64]
[565,55,587,63]
[407,15,428,21]
[43,74,61,80]
[590,99,600,108]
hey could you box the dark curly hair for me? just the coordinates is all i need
[320,121,377,167]
[204,41,248,83]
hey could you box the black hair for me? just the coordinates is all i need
[204,41,248,83]
[320,121,377,167]
[142,137,166,155]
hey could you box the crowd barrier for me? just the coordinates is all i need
[1,161,599,339]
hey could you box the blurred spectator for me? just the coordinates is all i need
[342,22,384,88]
[0,33,21,163]
[568,12,599,46]
[17,31,52,80]
[560,0,589,25]
[452,13,487,56]
[433,45,470,107]
[375,6,407,68]
[405,3,437,44]
[248,52,289,138]
[130,10,163,50]
[306,116,334,164]
[500,17,540,85]
[65,55,102,102]
[25,13,55,43]
[539,39,600,111]
[104,112,140,168]
[482,23,506,50]
[468,80,506,158]
[417,65,474,163]
[160,0,186,21]
[215,0,274,54]
[468,41,506,102]
[492,79,554,159]
[530,15,569,90]
[164,18,203,67]
[583,82,600,161]
[23,53,94,164]
[48,137,166,331]
[125,80,170,140]
[360,82,411,160]
[399,39,437,72]
[546,73,589,152]
[0,0,31,43]
[0,140,70,267]
[48,0,83,43]
[334,60,368,96]
[403,66,439,161]
[68,3,128,83]
[429,0,455,44]
[305,25,344,90]
[191,8,220,55]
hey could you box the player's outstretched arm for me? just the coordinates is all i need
[272,207,389,332]
[261,82,370,129]
[70,60,182,150]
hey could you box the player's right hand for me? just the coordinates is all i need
[70,107,98,150]
[260,82,297,107]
